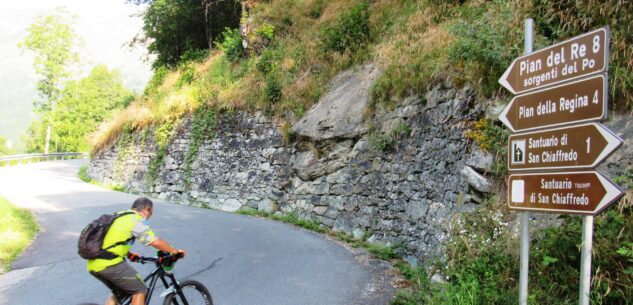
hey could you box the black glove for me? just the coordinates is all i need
[127,252,140,262]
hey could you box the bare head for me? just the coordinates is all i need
[131,197,153,219]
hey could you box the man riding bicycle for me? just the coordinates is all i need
[87,197,186,305]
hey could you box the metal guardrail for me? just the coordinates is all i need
[0,152,89,166]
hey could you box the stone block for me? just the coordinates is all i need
[257,199,277,213]
[325,208,340,219]
[466,143,494,174]
[313,206,327,216]
[314,182,330,195]
[333,214,353,233]
[222,199,242,212]
[460,166,491,193]
[329,184,351,196]
[320,216,335,227]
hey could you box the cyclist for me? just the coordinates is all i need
[87,197,186,305]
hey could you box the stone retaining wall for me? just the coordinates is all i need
[90,64,633,262]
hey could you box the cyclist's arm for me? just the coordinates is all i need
[149,238,180,255]
[132,217,186,256]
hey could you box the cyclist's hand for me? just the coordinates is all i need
[127,252,141,262]
[175,249,186,259]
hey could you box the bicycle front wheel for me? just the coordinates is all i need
[163,280,213,305]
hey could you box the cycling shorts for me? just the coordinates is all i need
[90,261,147,300]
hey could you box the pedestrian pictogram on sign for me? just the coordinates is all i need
[511,140,526,165]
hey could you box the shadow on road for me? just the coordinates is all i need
[183,257,223,280]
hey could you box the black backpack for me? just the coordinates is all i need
[78,211,135,260]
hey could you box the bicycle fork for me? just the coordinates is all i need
[145,268,188,305]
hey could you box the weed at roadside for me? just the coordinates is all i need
[0,196,39,274]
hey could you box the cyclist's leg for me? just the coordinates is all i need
[130,292,145,305]
[92,262,147,304]
[105,295,120,305]
[90,272,122,305]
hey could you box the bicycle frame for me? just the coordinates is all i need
[120,263,187,305]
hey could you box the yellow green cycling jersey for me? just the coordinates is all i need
[86,210,157,272]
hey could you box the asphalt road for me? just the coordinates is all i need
[0,160,394,305]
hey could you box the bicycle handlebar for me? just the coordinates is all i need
[132,252,184,265]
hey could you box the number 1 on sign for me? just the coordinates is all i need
[586,137,591,154]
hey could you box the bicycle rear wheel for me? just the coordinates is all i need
[163,280,213,305]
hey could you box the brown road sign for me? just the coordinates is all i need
[499,74,607,132]
[508,171,623,215]
[508,122,622,171]
[499,27,609,94]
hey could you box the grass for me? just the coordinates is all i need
[388,194,633,305]
[78,165,126,192]
[92,0,377,154]
[237,209,326,233]
[236,208,400,260]
[91,0,633,156]
[0,196,39,274]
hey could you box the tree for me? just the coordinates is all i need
[18,7,80,112]
[0,136,12,156]
[130,0,241,68]
[22,121,47,153]
[51,65,134,152]
[202,0,242,48]
[22,65,133,152]
[139,0,208,68]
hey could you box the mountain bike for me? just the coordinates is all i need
[118,252,213,305]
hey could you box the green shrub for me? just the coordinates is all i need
[215,27,243,62]
[391,122,412,138]
[307,0,325,19]
[531,200,633,304]
[464,119,509,177]
[255,23,275,40]
[321,1,371,53]
[175,64,196,88]
[447,2,521,97]
[256,48,279,74]
[281,121,295,144]
[78,165,91,183]
[110,185,126,192]
[396,194,633,305]
[391,263,433,305]
[613,167,633,190]
[144,66,169,96]
[179,48,209,63]
[265,74,283,103]
[431,198,520,305]
[369,131,392,151]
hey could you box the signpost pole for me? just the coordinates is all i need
[519,18,533,305]
[579,216,594,305]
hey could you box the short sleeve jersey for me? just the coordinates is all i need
[86,210,157,272]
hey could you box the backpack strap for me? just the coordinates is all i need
[103,236,136,251]
[99,211,137,259]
